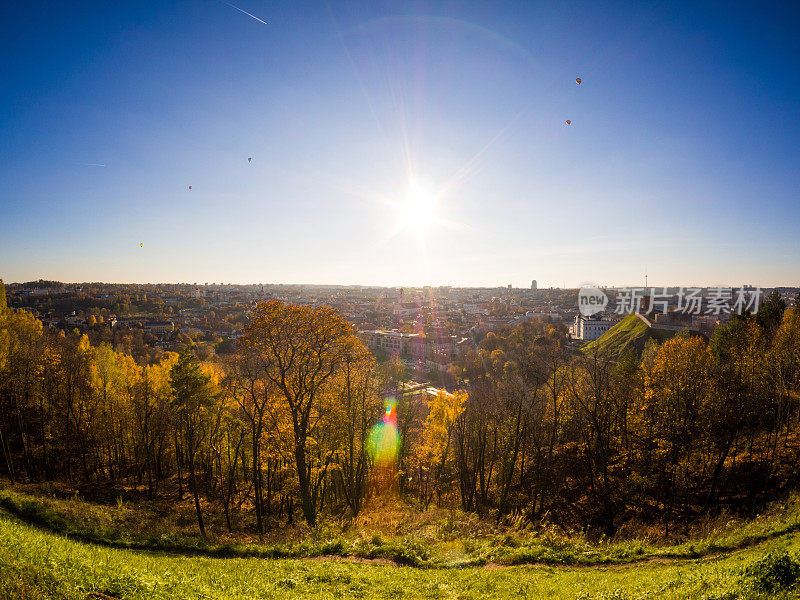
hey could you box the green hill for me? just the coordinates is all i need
[583,313,672,358]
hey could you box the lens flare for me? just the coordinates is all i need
[368,398,400,467]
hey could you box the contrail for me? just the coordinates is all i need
[81,163,106,167]
[224,2,267,25]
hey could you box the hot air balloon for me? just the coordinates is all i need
[248,157,252,163]
[140,243,143,247]
[188,185,192,190]
[576,77,582,85]
[565,120,572,125]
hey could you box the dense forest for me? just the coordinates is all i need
[2,278,799,538]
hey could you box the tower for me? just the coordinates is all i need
[531,280,537,291]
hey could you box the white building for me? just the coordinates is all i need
[570,315,614,341]
[358,329,466,364]
[359,330,421,355]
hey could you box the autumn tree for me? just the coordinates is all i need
[411,389,466,508]
[757,290,787,341]
[332,344,381,516]
[225,351,274,534]
[0,302,43,482]
[643,335,712,531]
[170,349,216,535]
[239,300,367,527]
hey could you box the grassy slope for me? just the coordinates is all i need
[5,486,800,570]
[583,313,665,358]
[3,508,800,600]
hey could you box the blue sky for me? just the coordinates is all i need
[1,1,799,287]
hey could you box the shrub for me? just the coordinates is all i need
[379,536,431,566]
[743,550,800,594]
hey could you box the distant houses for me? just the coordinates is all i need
[358,329,470,372]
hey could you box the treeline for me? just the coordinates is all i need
[0,295,385,532]
[448,301,800,535]
[2,279,800,536]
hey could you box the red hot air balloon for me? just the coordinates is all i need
[188,186,192,190]
[565,120,572,125]
[576,77,582,85]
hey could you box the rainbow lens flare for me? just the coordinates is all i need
[367,398,400,466]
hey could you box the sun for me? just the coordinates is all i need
[400,180,438,234]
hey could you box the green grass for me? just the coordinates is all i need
[5,486,800,571]
[2,507,800,600]
[583,313,668,359]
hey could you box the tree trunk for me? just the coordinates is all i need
[188,459,206,536]
[252,427,263,535]
[295,441,316,527]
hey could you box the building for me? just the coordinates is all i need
[64,312,85,326]
[359,330,421,356]
[531,280,537,291]
[570,315,614,341]
[358,329,467,364]
[143,320,175,336]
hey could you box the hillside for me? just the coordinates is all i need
[4,491,800,599]
[583,313,674,358]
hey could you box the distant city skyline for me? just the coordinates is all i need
[3,278,790,291]
[2,2,799,287]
